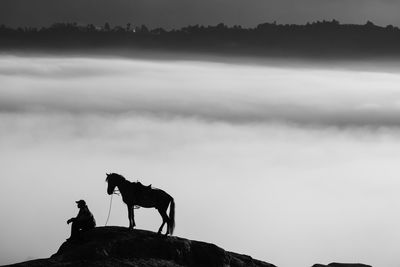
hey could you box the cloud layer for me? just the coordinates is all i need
[2,55,400,129]
[2,55,400,267]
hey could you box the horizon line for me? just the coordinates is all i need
[1,19,398,31]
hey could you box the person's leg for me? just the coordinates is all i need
[81,221,95,232]
[70,221,80,239]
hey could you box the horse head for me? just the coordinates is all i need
[105,173,118,195]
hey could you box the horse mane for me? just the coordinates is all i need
[106,173,127,183]
[106,173,152,189]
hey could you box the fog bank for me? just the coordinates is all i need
[1,55,400,267]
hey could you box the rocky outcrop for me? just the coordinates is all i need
[6,226,275,267]
[312,263,372,267]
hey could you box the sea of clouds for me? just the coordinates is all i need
[1,55,400,267]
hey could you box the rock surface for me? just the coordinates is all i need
[312,263,372,267]
[6,226,275,267]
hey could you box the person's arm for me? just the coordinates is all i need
[67,209,83,224]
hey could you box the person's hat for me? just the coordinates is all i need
[75,200,86,205]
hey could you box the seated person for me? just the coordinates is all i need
[67,199,96,240]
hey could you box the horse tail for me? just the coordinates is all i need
[168,197,175,235]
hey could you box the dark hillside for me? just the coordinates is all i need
[5,226,275,267]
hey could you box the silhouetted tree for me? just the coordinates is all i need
[86,24,96,32]
[140,25,149,33]
[151,28,167,35]
[2,19,400,57]
[112,25,125,32]
[104,22,111,31]
[365,21,375,27]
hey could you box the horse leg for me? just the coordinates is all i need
[127,205,132,229]
[127,205,135,230]
[131,206,136,228]
[157,208,169,235]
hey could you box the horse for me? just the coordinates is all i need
[105,173,175,235]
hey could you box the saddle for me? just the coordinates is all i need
[137,181,152,190]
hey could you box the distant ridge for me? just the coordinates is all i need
[312,263,372,267]
[2,20,400,58]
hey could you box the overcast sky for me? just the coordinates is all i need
[1,0,400,28]
[2,55,400,267]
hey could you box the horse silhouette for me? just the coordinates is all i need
[105,173,175,235]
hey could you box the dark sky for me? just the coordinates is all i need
[0,0,399,28]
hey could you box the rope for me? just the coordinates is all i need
[105,193,113,226]
[105,189,140,226]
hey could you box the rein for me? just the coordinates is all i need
[104,189,119,226]
[104,188,140,226]
[104,193,114,226]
